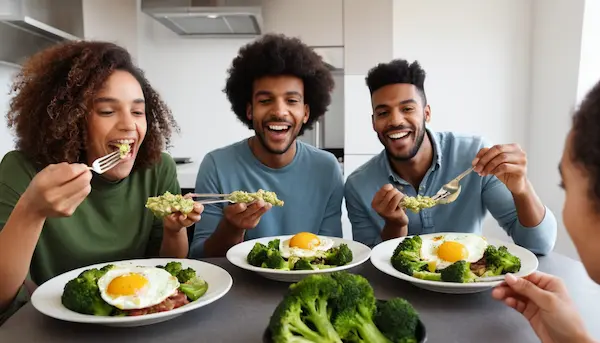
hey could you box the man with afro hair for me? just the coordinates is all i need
[190,34,343,258]
[344,59,557,255]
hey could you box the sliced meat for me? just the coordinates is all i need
[470,256,487,276]
[125,290,190,316]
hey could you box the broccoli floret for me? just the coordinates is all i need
[176,267,196,283]
[268,239,281,250]
[324,244,353,266]
[269,274,343,343]
[262,249,288,269]
[293,258,316,270]
[329,272,391,343]
[483,245,522,275]
[374,299,419,343]
[179,276,209,301]
[162,261,183,276]
[391,255,428,276]
[440,260,478,283]
[392,236,422,259]
[247,242,269,267]
[411,270,442,282]
[61,268,115,316]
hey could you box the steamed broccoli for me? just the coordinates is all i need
[162,261,183,276]
[270,274,343,343]
[177,267,197,283]
[292,258,316,270]
[268,239,281,250]
[262,249,288,269]
[248,242,270,267]
[483,245,522,275]
[179,276,209,301]
[374,299,420,343]
[391,236,428,277]
[440,260,478,283]
[61,266,116,316]
[268,272,421,343]
[411,270,442,282]
[329,272,391,343]
[324,244,353,266]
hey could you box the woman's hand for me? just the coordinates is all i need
[21,162,92,218]
[492,272,594,343]
[163,195,204,233]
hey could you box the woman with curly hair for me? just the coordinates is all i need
[190,33,344,258]
[491,79,600,343]
[0,41,203,320]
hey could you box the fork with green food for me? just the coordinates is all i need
[191,189,285,206]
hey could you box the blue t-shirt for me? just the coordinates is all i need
[344,130,557,255]
[189,139,344,258]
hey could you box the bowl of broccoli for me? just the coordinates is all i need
[262,271,427,343]
[370,233,539,294]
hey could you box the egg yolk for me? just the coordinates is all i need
[289,232,320,249]
[437,241,469,262]
[107,273,148,297]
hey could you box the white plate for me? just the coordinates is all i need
[30,258,233,327]
[370,234,539,294]
[226,235,372,282]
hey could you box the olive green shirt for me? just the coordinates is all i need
[0,151,181,324]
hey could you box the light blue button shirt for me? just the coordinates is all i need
[344,130,557,255]
[189,139,344,258]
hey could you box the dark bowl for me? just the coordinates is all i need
[262,306,428,343]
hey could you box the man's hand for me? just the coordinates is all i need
[492,272,594,343]
[472,143,529,195]
[371,184,409,227]
[163,195,204,233]
[223,199,272,230]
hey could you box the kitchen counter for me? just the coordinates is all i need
[175,162,200,190]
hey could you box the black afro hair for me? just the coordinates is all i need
[365,59,427,105]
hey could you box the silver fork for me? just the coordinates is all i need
[431,167,474,203]
[88,151,122,174]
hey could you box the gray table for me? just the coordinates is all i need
[1,254,599,343]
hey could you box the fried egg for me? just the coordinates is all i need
[97,266,180,310]
[420,233,488,271]
[279,232,335,258]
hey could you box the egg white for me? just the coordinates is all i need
[420,233,488,270]
[97,266,180,310]
[279,237,335,259]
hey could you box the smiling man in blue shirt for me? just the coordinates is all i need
[344,59,557,255]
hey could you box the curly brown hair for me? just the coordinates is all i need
[224,33,334,136]
[6,40,178,170]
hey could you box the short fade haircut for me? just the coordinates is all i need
[365,59,427,105]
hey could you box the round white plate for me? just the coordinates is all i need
[370,234,539,294]
[30,258,233,327]
[226,235,372,282]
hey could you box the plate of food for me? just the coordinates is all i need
[30,258,233,327]
[226,232,372,282]
[370,232,539,294]
[262,271,427,343]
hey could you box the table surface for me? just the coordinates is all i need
[1,253,599,343]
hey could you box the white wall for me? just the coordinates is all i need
[0,64,18,159]
[577,0,600,102]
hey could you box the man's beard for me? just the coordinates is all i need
[382,122,427,161]
[255,122,299,155]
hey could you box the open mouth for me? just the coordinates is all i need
[387,131,411,141]
[266,124,291,134]
[108,139,135,159]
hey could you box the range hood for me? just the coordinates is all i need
[0,0,83,67]
[141,0,263,38]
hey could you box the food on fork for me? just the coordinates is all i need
[61,261,208,316]
[115,142,131,158]
[401,195,437,213]
[145,191,195,218]
[247,232,353,270]
[267,271,422,343]
[227,189,284,206]
[390,233,522,283]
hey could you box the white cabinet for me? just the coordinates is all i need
[343,75,383,155]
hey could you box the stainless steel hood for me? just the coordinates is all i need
[0,0,83,67]
[141,0,263,38]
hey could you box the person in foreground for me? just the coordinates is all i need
[190,33,344,258]
[344,59,557,254]
[492,80,600,343]
[0,41,203,323]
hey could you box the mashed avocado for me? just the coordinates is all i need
[115,143,131,158]
[146,191,195,218]
[401,195,437,213]
[227,189,284,206]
